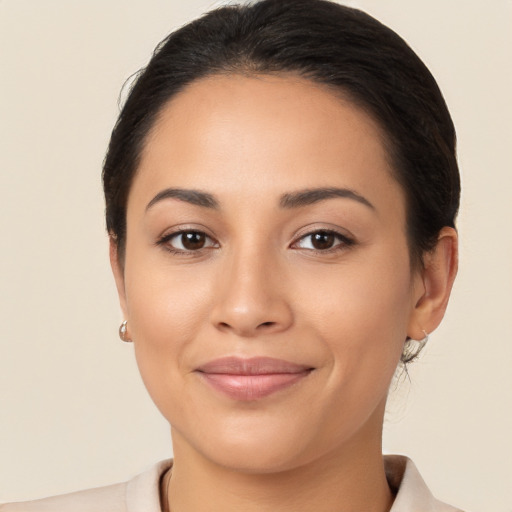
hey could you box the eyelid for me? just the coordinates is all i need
[155,225,220,254]
[170,231,217,248]
[290,225,356,252]
[291,223,355,242]
[157,223,216,240]
[154,223,355,255]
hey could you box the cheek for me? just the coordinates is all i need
[300,248,411,331]
[124,238,216,335]
[296,247,413,393]
[122,252,215,413]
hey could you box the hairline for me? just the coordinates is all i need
[113,69,423,272]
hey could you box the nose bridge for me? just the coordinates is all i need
[211,238,292,336]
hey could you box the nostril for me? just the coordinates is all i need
[259,321,276,328]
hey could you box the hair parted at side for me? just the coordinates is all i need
[103,0,460,266]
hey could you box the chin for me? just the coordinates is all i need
[173,412,335,475]
[204,439,309,474]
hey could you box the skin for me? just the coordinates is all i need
[111,74,458,512]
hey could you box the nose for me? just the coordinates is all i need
[209,250,294,338]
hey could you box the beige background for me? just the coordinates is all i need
[1,1,511,510]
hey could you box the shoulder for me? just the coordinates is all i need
[0,482,127,512]
[385,455,464,512]
[0,460,172,512]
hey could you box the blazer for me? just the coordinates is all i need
[0,455,463,511]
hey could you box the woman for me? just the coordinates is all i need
[1,0,462,510]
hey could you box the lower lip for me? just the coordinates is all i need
[198,371,312,401]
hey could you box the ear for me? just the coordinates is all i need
[109,236,129,319]
[408,227,458,339]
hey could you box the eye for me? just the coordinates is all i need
[293,230,353,251]
[158,230,218,253]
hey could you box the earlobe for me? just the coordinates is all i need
[109,237,128,319]
[408,227,458,339]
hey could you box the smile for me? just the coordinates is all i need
[195,356,314,401]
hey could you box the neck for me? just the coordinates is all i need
[166,408,393,512]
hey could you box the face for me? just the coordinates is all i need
[114,74,427,473]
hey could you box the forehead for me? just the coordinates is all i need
[132,73,404,218]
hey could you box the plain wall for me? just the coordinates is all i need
[1,1,511,510]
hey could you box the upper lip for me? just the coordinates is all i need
[196,356,313,375]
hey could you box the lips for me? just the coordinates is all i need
[195,356,313,401]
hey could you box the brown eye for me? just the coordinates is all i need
[294,230,353,252]
[162,230,217,252]
[181,232,206,250]
[311,231,335,250]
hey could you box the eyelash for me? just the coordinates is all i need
[156,228,355,256]
[156,230,218,256]
[291,229,355,254]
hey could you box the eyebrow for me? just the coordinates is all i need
[279,187,375,210]
[146,186,374,212]
[146,188,219,211]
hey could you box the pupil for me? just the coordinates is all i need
[182,232,205,250]
[312,232,334,250]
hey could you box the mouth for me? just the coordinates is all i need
[195,356,314,401]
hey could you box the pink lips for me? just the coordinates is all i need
[195,357,313,401]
